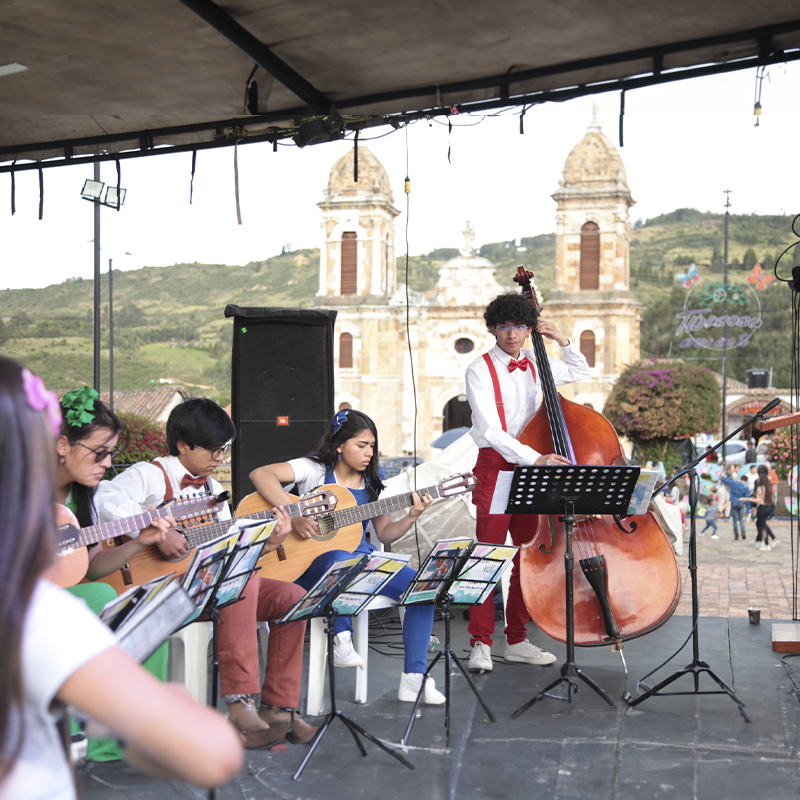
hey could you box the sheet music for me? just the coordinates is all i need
[628,468,661,515]
[490,471,515,514]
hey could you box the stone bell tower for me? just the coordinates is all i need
[544,106,642,409]
[316,145,400,303]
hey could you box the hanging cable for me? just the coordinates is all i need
[190,149,197,204]
[38,165,43,220]
[754,65,766,126]
[10,161,15,215]
[233,139,242,225]
[619,89,626,147]
[353,128,359,183]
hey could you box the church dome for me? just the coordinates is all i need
[325,145,394,202]
[558,109,630,192]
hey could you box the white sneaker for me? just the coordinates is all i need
[771,539,781,549]
[748,539,758,547]
[398,672,446,704]
[504,639,557,666]
[333,632,363,668]
[710,534,720,540]
[756,543,771,552]
[468,642,493,673]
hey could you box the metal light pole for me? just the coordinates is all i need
[108,257,114,411]
[92,162,102,392]
[721,189,732,459]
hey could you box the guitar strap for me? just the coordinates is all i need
[151,460,174,503]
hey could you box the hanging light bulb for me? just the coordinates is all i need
[754,101,762,127]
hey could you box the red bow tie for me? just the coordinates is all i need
[508,357,530,373]
[181,473,207,490]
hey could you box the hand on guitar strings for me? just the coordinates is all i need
[136,506,174,548]
[291,514,319,541]
[263,506,293,553]
[408,491,434,519]
[156,526,189,559]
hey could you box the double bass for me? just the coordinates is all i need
[515,267,681,647]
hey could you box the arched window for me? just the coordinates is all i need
[339,333,353,368]
[341,232,357,295]
[580,330,596,367]
[580,221,600,290]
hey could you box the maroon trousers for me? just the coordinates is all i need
[217,573,307,708]
[468,448,539,647]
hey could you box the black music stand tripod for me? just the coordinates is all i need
[401,591,496,747]
[623,399,780,723]
[293,605,414,780]
[507,464,641,718]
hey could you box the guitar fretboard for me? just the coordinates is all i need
[325,484,444,528]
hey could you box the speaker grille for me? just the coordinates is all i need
[227,306,337,505]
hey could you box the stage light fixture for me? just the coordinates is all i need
[81,179,104,200]
[104,186,126,207]
[81,180,127,208]
[293,114,344,147]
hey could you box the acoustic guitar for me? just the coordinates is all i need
[46,494,229,588]
[91,488,339,593]
[233,472,478,583]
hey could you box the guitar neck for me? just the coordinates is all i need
[181,497,312,548]
[73,507,170,549]
[329,483,443,528]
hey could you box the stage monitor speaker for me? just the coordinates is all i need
[225,305,337,507]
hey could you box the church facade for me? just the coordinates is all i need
[312,115,640,458]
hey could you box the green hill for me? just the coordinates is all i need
[0,209,794,403]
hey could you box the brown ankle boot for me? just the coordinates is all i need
[225,695,290,750]
[258,704,319,745]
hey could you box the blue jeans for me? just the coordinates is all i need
[701,518,718,534]
[730,504,746,538]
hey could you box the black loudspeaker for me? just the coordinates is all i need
[225,305,337,506]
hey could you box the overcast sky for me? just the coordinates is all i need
[2,61,799,291]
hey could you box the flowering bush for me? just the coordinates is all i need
[768,427,798,479]
[604,359,720,472]
[115,413,169,467]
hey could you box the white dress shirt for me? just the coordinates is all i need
[95,454,231,524]
[466,342,590,466]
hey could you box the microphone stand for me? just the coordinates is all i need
[626,397,780,721]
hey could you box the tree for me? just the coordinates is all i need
[603,360,720,472]
[742,247,757,269]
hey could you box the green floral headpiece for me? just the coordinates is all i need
[61,386,99,428]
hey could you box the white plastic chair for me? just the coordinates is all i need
[306,595,402,714]
[168,621,213,705]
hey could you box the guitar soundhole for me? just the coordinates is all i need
[313,517,337,542]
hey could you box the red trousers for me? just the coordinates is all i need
[217,573,307,708]
[468,448,538,647]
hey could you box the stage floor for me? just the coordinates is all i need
[78,605,800,800]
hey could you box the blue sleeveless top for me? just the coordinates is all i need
[324,465,385,552]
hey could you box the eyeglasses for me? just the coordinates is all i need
[495,324,530,334]
[76,441,123,463]
[204,442,232,461]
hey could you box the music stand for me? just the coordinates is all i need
[505,464,640,718]
[623,399,781,723]
[400,540,516,746]
[174,521,266,800]
[275,554,415,780]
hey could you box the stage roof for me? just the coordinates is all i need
[1,0,799,170]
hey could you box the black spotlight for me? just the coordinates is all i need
[293,114,344,147]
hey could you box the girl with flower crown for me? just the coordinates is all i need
[0,356,243,798]
[250,408,446,705]
[55,386,173,763]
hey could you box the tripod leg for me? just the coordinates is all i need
[401,651,443,745]
[339,714,415,770]
[449,649,495,722]
[573,666,614,706]
[292,713,335,781]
